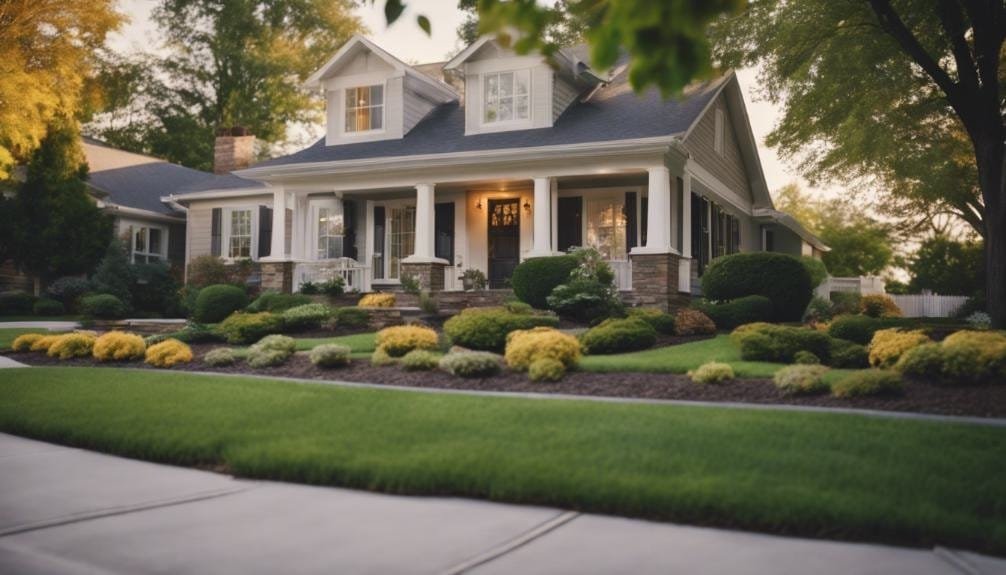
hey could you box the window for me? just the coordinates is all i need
[483,70,529,124]
[585,197,628,261]
[345,84,384,133]
[131,226,166,263]
[316,206,344,260]
[386,206,415,280]
[714,108,725,155]
[228,209,253,259]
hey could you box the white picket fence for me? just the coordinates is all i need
[888,294,968,318]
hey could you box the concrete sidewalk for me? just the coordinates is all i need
[0,433,1002,575]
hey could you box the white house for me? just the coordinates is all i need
[166,35,825,310]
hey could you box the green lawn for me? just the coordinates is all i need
[0,328,42,352]
[291,332,376,353]
[1,367,1003,554]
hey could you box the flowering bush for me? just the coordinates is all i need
[868,329,931,368]
[47,333,97,359]
[145,339,193,368]
[358,293,396,307]
[688,361,735,384]
[860,294,902,318]
[375,325,439,357]
[93,331,146,361]
[505,327,581,371]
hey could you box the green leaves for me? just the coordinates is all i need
[372,1,432,36]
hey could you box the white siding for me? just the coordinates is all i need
[403,76,439,133]
[685,96,754,201]
[552,75,579,121]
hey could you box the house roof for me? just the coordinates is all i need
[82,138,211,216]
[174,172,270,194]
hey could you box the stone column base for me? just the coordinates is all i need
[627,252,691,312]
[400,262,448,291]
[259,261,294,293]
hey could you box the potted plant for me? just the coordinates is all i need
[459,268,487,291]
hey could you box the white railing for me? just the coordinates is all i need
[293,258,370,293]
[609,259,632,291]
[888,294,968,318]
[816,276,886,298]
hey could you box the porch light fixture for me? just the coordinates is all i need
[476,197,482,210]
[523,200,531,213]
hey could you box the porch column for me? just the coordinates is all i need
[627,166,686,312]
[550,178,558,251]
[631,167,676,255]
[269,189,287,259]
[527,176,554,258]
[291,194,308,261]
[402,183,448,291]
[678,172,692,293]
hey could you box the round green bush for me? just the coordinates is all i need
[528,357,566,382]
[281,303,331,331]
[401,349,441,371]
[828,338,869,369]
[0,290,36,315]
[33,298,65,316]
[247,290,312,313]
[214,312,285,344]
[694,295,774,330]
[443,306,559,352]
[826,315,900,345]
[80,294,128,319]
[510,255,578,309]
[800,256,828,288]
[701,252,813,322]
[438,351,502,378]
[194,284,247,323]
[831,370,903,398]
[309,344,352,368]
[793,350,820,365]
[894,343,944,380]
[626,307,676,335]
[773,365,830,395]
[203,348,237,367]
[580,318,657,355]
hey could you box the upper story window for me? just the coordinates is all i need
[483,70,529,124]
[345,85,384,133]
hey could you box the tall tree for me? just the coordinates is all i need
[908,235,985,296]
[89,0,364,171]
[457,0,588,47]
[711,1,1004,325]
[0,0,123,179]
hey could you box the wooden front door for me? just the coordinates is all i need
[487,198,520,289]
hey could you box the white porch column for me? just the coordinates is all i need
[550,178,558,252]
[291,194,308,261]
[678,172,693,292]
[631,166,677,255]
[403,183,446,263]
[268,189,287,259]
[527,176,554,258]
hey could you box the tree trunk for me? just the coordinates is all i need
[977,137,1005,328]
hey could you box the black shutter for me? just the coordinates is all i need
[624,192,637,250]
[556,196,582,252]
[640,197,648,247]
[258,206,273,258]
[435,202,455,264]
[373,205,385,280]
[343,200,357,260]
[210,208,222,256]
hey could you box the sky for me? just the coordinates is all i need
[107,0,840,201]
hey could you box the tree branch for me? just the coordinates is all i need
[935,0,980,95]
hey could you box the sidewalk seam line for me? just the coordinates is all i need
[438,510,580,575]
[934,546,983,575]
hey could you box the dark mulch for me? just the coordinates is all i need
[14,348,1006,419]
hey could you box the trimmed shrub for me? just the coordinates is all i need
[309,344,352,368]
[11,333,46,352]
[701,252,813,321]
[247,291,312,313]
[194,284,247,323]
[546,277,622,324]
[203,348,237,367]
[0,290,35,315]
[794,350,820,365]
[371,347,396,366]
[938,330,1006,385]
[694,295,774,330]
[580,318,656,355]
[510,255,579,309]
[332,307,371,330]
[401,349,441,371]
[47,333,96,359]
[832,370,903,398]
[80,294,128,319]
[145,339,193,368]
[375,325,439,357]
[358,293,396,307]
[800,256,828,288]
[93,331,146,361]
[826,315,899,345]
[773,365,830,395]
[868,329,931,368]
[215,312,284,345]
[443,306,559,352]
[528,357,566,382]
[247,334,296,368]
[860,294,902,318]
[30,334,62,352]
[438,351,501,378]
[626,307,676,335]
[166,323,222,344]
[33,298,65,316]
[281,303,330,331]
[674,308,716,336]
[46,277,92,309]
[894,343,944,380]
[731,323,833,363]
[828,338,869,369]
[688,361,735,384]
[505,327,581,371]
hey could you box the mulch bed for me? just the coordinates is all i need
[14,346,1006,420]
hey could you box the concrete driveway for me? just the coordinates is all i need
[0,433,1002,574]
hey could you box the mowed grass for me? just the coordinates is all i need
[1,367,1004,554]
[291,332,376,353]
[579,335,854,382]
[0,328,40,351]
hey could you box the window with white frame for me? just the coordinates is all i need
[344,85,384,133]
[387,206,415,280]
[316,206,344,260]
[483,70,530,124]
[131,226,166,263]
[227,209,253,259]
[585,197,628,261]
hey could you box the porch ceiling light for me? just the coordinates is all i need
[523,199,531,213]
[476,197,482,210]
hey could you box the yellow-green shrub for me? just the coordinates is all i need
[528,357,566,382]
[832,369,903,398]
[47,333,97,359]
[860,294,902,318]
[505,327,580,371]
[11,333,46,352]
[868,329,931,368]
[358,293,396,308]
[145,339,193,368]
[93,331,146,361]
[30,334,63,352]
[687,361,735,384]
[375,325,439,357]
[939,330,1006,385]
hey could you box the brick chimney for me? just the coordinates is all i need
[213,127,255,174]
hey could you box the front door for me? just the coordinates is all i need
[487,198,520,289]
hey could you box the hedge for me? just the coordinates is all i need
[701,252,813,321]
[580,318,657,355]
[510,255,579,309]
[694,295,773,330]
[443,306,559,352]
[194,284,247,323]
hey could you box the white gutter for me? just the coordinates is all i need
[103,203,185,223]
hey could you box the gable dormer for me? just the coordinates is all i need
[307,35,458,146]
[444,37,603,135]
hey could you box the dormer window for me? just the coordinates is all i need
[345,84,384,133]
[483,70,530,124]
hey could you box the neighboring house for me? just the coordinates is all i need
[167,35,826,309]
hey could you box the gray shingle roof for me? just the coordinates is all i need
[175,172,269,194]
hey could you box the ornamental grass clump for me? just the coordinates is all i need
[11,333,46,352]
[375,325,439,357]
[145,339,193,368]
[246,335,296,368]
[773,365,830,396]
[832,370,903,398]
[688,361,735,384]
[203,348,237,367]
[868,329,931,368]
[358,293,396,307]
[401,349,441,371]
[309,344,352,368]
[93,331,146,361]
[438,351,501,378]
[47,332,97,360]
